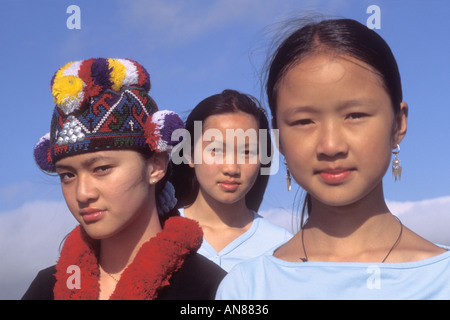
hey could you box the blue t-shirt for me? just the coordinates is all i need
[216,247,450,299]
[179,208,292,272]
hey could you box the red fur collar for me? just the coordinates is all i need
[54,217,203,300]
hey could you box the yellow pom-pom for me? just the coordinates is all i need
[54,61,73,81]
[52,75,85,114]
[108,59,127,92]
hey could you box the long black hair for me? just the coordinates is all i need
[171,89,272,212]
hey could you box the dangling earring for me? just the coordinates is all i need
[392,144,402,181]
[284,159,291,192]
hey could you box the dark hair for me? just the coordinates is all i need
[171,89,271,212]
[137,149,179,226]
[266,18,403,128]
[265,18,403,227]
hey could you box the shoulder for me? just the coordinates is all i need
[216,253,274,300]
[254,213,293,238]
[22,265,56,300]
[393,226,449,262]
[157,252,227,300]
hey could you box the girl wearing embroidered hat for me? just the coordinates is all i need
[23,58,225,300]
[171,89,292,272]
[216,19,450,299]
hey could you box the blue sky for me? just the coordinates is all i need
[1,0,450,299]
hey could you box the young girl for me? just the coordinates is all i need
[171,89,292,272]
[22,58,225,300]
[216,19,450,299]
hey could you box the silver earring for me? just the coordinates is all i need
[284,159,291,192]
[392,144,402,182]
[151,179,157,184]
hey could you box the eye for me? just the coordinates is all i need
[58,172,75,184]
[208,147,223,155]
[346,112,368,120]
[293,119,314,126]
[243,148,258,156]
[94,165,112,176]
[237,149,250,157]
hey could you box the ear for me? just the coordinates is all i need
[148,152,169,184]
[393,102,408,146]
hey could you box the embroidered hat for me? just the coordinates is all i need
[34,58,184,172]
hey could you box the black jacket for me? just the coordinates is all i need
[22,253,226,300]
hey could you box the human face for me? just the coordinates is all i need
[276,54,407,207]
[55,150,158,239]
[190,112,261,206]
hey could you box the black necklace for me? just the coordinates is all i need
[300,216,403,263]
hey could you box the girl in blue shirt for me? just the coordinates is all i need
[216,18,450,299]
[171,90,292,272]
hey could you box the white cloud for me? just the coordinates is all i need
[0,201,77,300]
[260,195,450,246]
[387,196,450,246]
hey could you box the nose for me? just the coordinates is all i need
[315,122,349,160]
[75,174,99,204]
[222,152,241,177]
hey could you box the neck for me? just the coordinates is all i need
[99,206,162,275]
[308,183,389,234]
[185,189,253,229]
[303,183,400,261]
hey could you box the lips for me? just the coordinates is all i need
[218,180,241,191]
[80,208,106,223]
[316,167,354,184]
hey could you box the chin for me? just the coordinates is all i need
[80,223,117,240]
[82,230,109,240]
[218,198,240,206]
[312,190,374,209]
[321,199,358,208]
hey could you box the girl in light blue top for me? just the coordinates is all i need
[216,18,450,299]
[171,90,292,272]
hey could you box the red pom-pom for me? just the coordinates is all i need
[143,117,161,151]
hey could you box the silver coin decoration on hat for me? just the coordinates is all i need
[57,115,85,146]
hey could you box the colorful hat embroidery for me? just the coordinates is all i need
[34,58,184,172]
